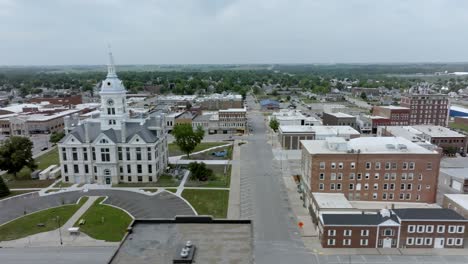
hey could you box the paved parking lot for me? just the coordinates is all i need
[0,190,195,225]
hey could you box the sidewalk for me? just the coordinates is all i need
[227,140,241,219]
[168,143,232,164]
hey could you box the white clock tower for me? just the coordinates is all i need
[99,51,128,130]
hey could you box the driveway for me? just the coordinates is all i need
[0,190,195,225]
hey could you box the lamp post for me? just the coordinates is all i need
[56,216,63,245]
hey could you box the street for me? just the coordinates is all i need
[0,247,116,264]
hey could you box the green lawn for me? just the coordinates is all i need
[182,145,233,160]
[0,190,36,201]
[3,148,59,188]
[168,142,228,157]
[74,197,132,242]
[182,189,229,218]
[52,181,73,188]
[184,164,231,188]
[449,122,468,133]
[0,197,88,241]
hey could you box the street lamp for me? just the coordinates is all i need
[56,216,63,245]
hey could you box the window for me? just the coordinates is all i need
[400,184,405,190]
[385,162,391,170]
[374,173,380,179]
[148,165,153,174]
[328,230,336,236]
[338,162,343,169]
[72,147,78,161]
[384,173,390,180]
[391,173,396,180]
[327,239,335,246]
[337,173,343,180]
[426,225,434,233]
[383,229,393,236]
[84,165,89,174]
[62,148,67,161]
[417,225,425,233]
[365,162,371,169]
[94,166,97,173]
[409,162,415,170]
[401,173,407,180]
[120,175,123,181]
[319,173,325,180]
[365,173,370,179]
[319,183,324,190]
[92,147,96,160]
[392,162,397,170]
[349,184,354,190]
[427,162,432,170]
[364,183,369,190]
[65,176,69,182]
[373,183,378,190]
[405,193,411,200]
[127,165,131,174]
[383,183,388,190]
[457,225,465,233]
[147,147,152,160]
[138,176,143,182]
[337,183,342,190]
[343,239,351,246]
[382,193,387,200]
[418,174,423,181]
[101,148,110,162]
[331,163,336,169]
[449,225,456,233]
[350,162,355,169]
[389,193,394,200]
[361,230,369,236]
[330,183,335,190]
[407,184,412,190]
[424,238,432,245]
[455,238,463,246]
[119,166,123,173]
[415,238,423,245]
[73,164,79,173]
[344,230,352,236]
[83,148,88,161]
[320,162,325,169]
[390,183,395,190]
[136,147,142,161]
[330,173,336,180]
[137,164,142,174]
[408,173,414,180]
[375,162,381,170]
[126,147,130,160]
[63,165,68,173]
[118,147,122,160]
[402,162,408,170]
[127,176,132,182]
[148,176,153,182]
[357,173,362,180]
[406,237,414,245]
[349,173,355,180]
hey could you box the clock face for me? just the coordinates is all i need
[107,99,114,106]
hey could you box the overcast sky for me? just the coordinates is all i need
[1,0,467,65]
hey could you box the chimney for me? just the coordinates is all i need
[84,121,90,143]
[121,120,126,143]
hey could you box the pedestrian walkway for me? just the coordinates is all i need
[175,170,190,196]
[227,139,241,219]
[169,159,230,165]
[0,196,119,248]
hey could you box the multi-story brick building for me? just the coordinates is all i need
[372,106,410,126]
[300,137,441,205]
[218,108,247,134]
[319,209,467,249]
[322,112,357,129]
[400,94,449,126]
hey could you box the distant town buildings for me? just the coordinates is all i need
[400,94,449,126]
[270,109,321,127]
[322,112,357,129]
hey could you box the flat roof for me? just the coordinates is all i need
[279,125,359,135]
[20,109,81,122]
[393,208,466,221]
[412,125,465,138]
[218,107,247,113]
[350,201,440,210]
[301,136,437,154]
[377,105,410,110]
[110,218,252,264]
[440,168,468,180]
[444,194,468,210]
[312,193,352,209]
[450,105,468,113]
[324,112,355,118]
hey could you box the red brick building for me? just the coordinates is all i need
[320,209,467,248]
[372,106,410,126]
[300,137,441,205]
[400,94,449,126]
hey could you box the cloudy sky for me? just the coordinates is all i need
[1,0,467,65]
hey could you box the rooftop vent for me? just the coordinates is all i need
[397,144,408,150]
[173,241,196,264]
[386,144,396,150]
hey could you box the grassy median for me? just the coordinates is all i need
[182,189,229,218]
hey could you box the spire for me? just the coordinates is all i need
[107,45,117,78]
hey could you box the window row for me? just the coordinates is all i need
[406,237,463,246]
[408,225,464,234]
[319,161,429,170]
[62,146,163,162]
[327,239,368,246]
[319,172,423,181]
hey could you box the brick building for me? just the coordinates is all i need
[412,125,467,153]
[196,94,243,110]
[320,209,467,249]
[400,94,449,126]
[372,106,410,126]
[218,108,247,134]
[300,137,441,205]
[322,112,357,129]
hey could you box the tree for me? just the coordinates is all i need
[286,95,291,101]
[360,91,368,101]
[0,136,36,179]
[188,162,213,181]
[0,176,10,198]
[172,124,205,158]
[269,118,279,132]
[50,131,65,144]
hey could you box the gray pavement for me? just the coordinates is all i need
[0,189,194,226]
[241,95,317,264]
[0,247,117,264]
